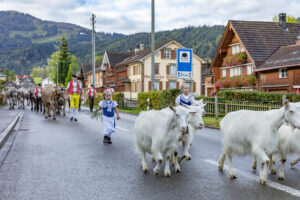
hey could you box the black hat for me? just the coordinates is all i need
[38,84,41,86]
[91,84,94,87]
[72,74,77,78]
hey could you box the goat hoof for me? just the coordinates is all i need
[252,166,257,171]
[45,116,48,119]
[271,169,276,174]
[291,161,296,166]
[142,166,148,173]
[175,168,181,173]
[259,179,266,185]
[165,171,171,177]
[218,165,223,171]
[186,156,192,160]
[230,174,237,179]
[278,176,284,180]
[53,118,56,120]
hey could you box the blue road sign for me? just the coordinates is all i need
[177,48,192,79]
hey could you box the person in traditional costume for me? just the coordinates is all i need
[66,74,82,122]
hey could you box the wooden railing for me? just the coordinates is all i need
[203,98,282,117]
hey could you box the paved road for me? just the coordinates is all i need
[1,106,300,200]
[0,106,19,134]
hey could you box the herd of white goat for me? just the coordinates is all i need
[134,99,300,185]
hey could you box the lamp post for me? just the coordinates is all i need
[47,58,50,85]
[151,0,155,91]
[56,52,59,84]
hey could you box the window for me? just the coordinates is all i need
[247,65,252,75]
[241,47,245,52]
[155,63,160,74]
[186,82,193,91]
[169,64,176,75]
[279,68,287,78]
[169,81,176,89]
[164,49,171,59]
[131,66,134,76]
[137,80,140,92]
[154,81,159,91]
[132,80,135,92]
[230,67,242,77]
[232,46,236,55]
[222,69,226,77]
[156,51,160,57]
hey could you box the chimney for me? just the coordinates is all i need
[297,33,300,45]
[279,13,287,31]
[134,45,140,53]
[140,43,144,50]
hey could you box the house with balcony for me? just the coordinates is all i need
[115,40,205,99]
[211,13,300,93]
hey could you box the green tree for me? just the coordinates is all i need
[58,36,71,84]
[30,66,47,78]
[65,64,73,87]
[3,68,16,81]
[89,55,103,65]
[48,51,60,84]
[273,14,299,23]
[70,55,80,74]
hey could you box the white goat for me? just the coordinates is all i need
[218,101,300,184]
[135,105,192,176]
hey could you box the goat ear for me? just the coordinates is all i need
[284,100,289,109]
[169,105,176,112]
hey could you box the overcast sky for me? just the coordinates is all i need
[0,0,300,34]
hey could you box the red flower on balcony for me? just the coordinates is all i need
[219,75,255,88]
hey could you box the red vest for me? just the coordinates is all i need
[89,88,96,96]
[35,88,42,96]
[68,81,81,95]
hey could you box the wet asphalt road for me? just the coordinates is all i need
[1,107,300,200]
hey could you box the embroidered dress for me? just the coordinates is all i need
[99,100,118,136]
[175,94,193,106]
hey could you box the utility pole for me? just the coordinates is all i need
[47,58,49,85]
[151,0,155,90]
[56,52,59,84]
[91,14,96,87]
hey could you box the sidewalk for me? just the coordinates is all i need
[0,106,19,134]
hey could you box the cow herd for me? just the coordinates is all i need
[5,85,67,120]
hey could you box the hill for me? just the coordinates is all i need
[0,11,225,74]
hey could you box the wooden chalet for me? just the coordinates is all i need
[211,13,300,93]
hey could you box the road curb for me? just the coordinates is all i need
[0,112,21,149]
[204,125,220,130]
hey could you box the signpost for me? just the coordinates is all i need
[176,48,193,79]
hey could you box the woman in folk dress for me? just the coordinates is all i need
[98,89,120,144]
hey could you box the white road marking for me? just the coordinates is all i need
[203,159,300,198]
[117,127,129,132]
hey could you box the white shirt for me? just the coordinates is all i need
[67,81,82,93]
[37,88,42,97]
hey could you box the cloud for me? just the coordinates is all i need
[0,0,299,34]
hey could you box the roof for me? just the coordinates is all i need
[19,75,34,83]
[201,64,212,76]
[230,20,300,64]
[81,63,102,75]
[106,51,134,67]
[255,44,300,71]
[115,39,176,66]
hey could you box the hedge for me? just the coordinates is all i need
[138,89,181,110]
[216,90,300,102]
[86,92,124,107]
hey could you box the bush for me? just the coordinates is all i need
[216,90,300,102]
[112,92,124,106]
[138,89,181,110]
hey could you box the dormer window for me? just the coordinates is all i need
[279,68,287,78]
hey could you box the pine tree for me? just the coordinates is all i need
[65,64,73,87]
[58,36,71,84]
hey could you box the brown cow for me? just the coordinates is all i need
[42,85,63,120]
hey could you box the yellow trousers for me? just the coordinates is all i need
[69,93,80,109]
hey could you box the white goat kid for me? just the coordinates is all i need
[277,125,300,180]
[177,100,206,163]
[218,101,300,184]
[135,106,191,177]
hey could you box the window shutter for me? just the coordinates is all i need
[159,81,163,91]
[166,65,169,75]
[176,81,179,89]
[166,81,169,89]
[148,81,151,91]
[193,82,196,92]
[161,49,164,59]
[135,82,137,92]
[171,50,175,59]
